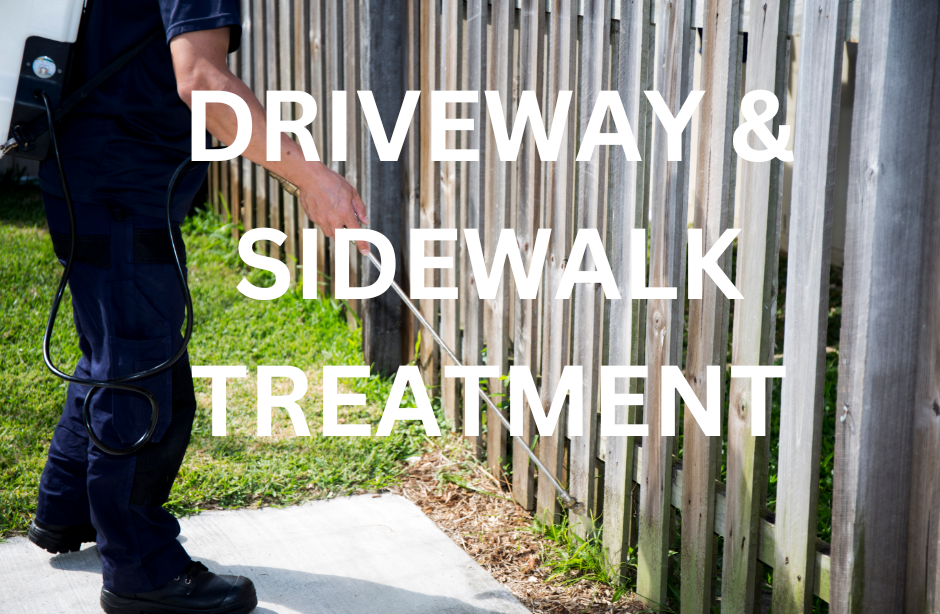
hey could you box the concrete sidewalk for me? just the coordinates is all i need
[0,494,530,614]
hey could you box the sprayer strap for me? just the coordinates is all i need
[15,27,164,148]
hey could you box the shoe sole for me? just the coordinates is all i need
[27,522,96,555]
[100,589,258,614]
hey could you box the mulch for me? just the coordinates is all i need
[387,441,647,614]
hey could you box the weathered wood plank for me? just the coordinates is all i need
[536,0,576,525]
[602,0,651,577]
[721,0,791,611]
[658,0,860,41]
[568,0,611,539]
[483,0,513,480]
[278,0,296,278]
[771,1,846,612]
[829,2,940,612]
[324,0,343,299]
[239,0,253,235]
[401,0,420,364]
[227,40,241,236]
[905,52,940,612]
[456,0,471,441]
[418,0,441,390]
[462,0,487,458]
[265,0,281,254]
[440,0,460,427]
[636,0,694,604]
[679,1,741,612]
[628,443,832,602]
[510,0,545,512]
[250,0,267,234]
[342,0,360,324]
[307,0,328,289]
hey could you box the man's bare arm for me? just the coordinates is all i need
[169,26,370,253]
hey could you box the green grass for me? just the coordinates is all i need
[531,515,634,597]
[0,178,428,536]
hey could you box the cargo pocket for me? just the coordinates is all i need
[106,281,173,444]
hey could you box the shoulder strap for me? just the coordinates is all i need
[12,26,164,149]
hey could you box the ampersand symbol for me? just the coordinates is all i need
[733,90,793,162]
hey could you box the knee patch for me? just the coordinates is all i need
[130,360,197,507]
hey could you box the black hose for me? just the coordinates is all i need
[39,90,199,456]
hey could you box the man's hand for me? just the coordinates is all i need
[296,163,370,245]
[169,27,371,253]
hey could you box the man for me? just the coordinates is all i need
[29,2,367,613]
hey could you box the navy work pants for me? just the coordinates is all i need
[36,193,195,593]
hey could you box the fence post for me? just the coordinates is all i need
[636,0,694,605]
[830,1,940,611]
[359,0,405,376]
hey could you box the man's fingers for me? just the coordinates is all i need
[341,213,370,254]
[352,195,370,226]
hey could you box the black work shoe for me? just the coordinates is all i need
[28,519,97,554]
[99,561,258,614]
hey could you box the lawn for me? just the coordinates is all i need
[0,172,427,536]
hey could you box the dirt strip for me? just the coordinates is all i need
[388,443,647,614]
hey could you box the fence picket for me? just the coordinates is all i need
[227,40,241,236]
[417,0,440,392]
[265,0,280,257]
[307,0,328,289]
[679,1,741,612]
[441,0,460,427]
[324,0,342,299]
[536,0,577,525]
[568,0,612,537]
[483,0,513,480]
[278,0,296,277]
[772,0,846,612]
[602,0,651,576]
[342,0,360,324]
[636,0,695,604]
[510,0,545,511]
[722,0,791,610]
[462,0,488,458]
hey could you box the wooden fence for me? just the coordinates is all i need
[207,1,940,612]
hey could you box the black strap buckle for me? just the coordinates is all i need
[12,124,35,152]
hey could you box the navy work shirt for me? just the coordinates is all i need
[39,0,241,221]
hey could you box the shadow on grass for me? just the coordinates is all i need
[0,168,45,228]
